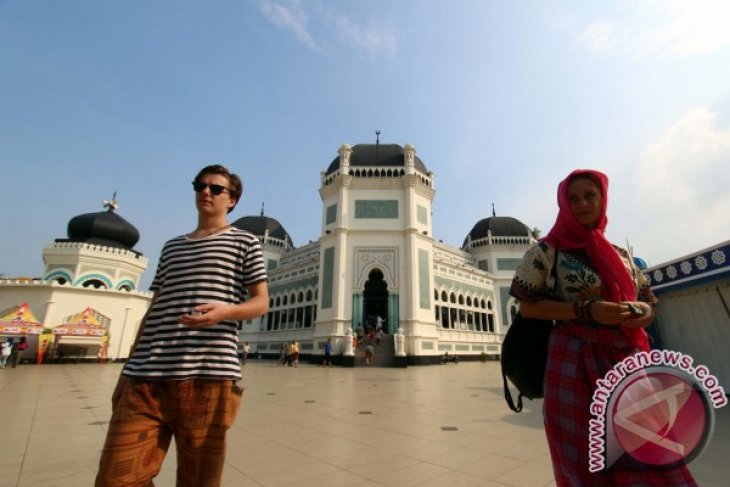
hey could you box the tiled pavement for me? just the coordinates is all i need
[0,361,727,486]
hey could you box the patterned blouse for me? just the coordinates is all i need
[510,240,656,309]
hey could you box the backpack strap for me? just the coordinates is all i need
[503,370,523,412]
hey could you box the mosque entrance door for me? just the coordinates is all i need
[363,268,388,334]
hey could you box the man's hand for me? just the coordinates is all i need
[179,302,231,328]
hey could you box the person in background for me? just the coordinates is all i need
[364,344,374,366]
[277,342,287,366]
[510,169,696,486]
[321,338,333,367]
[11,337,28,367]
[0,340,11,368]
[289,340,299,367]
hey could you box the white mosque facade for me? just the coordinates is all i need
[232,142,537,365]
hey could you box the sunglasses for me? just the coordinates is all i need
[192,182,230,196]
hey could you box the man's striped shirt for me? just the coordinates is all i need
[123,227,267,381]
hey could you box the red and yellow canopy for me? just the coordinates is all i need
[0,302,44,335]
[53,307,110,337]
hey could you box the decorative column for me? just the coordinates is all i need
[343,328,355,356]
[395,328,406,356]
[352,293,363,330]
[388,294,399,334]
[338,143,352,175]
[404,143,416,175]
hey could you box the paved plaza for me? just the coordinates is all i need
[1,361,728,487]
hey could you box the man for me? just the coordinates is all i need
[321,337,332,366]
[95,164,269,487]
[242,341,251,365]
[289,340,299,367]
[375,315,384,333]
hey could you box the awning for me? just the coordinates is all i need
[0,302,44,335]
[53,306,110,337]
[57,336,102,347]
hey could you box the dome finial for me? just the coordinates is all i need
[103,192,118,212]
[375,129,381,145]
[492,202,496,217]
[260,202,265,217]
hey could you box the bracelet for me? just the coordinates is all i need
[573,297,599,324]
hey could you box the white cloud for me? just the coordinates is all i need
[258,0,324,54]
[334,15,397,60]
[566,0,730,59]
[575,21,617,53]
[614,107,730,264]
[258,1,398,59]
[637,0,730,58]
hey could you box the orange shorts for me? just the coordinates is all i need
[95,377,243,487]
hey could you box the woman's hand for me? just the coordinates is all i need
[588,300,634,325]
[619,301,655,329]
[179,302,231,328]
[589,300,654,328]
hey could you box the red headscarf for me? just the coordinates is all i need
[545,169,649,351]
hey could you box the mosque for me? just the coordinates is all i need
[232,142,537,365]
[1,141,727,379]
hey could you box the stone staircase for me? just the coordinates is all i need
[354,334,396,367]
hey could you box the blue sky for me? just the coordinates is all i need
[1,0,729,289]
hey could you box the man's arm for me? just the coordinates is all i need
[127,290,160,358]
[111,290,159,403]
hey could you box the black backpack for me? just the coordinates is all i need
[501,314,554,412]
[501,249,558,413]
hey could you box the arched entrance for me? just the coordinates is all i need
[363,268,388,333]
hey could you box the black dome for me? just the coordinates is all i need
[326,144,428,175]
[231,215,294,247]
[463,216,534,247]
[62,209,140,249]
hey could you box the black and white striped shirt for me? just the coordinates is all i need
[123,227,267,381]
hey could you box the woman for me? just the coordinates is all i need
[510,169,696,486]
[12,336,28,368]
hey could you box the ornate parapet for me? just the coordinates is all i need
[433,241,478,268]
[43,241,148,264]
[259,235,294,251]
[463,235,536,250]
[277,241,321,270]
[0,278,154,297]
[645,240,729,293]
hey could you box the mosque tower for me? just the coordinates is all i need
[42,195,148,291]
[462,208,538,332]
[317,138,436,347]
[232,204,295,272]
